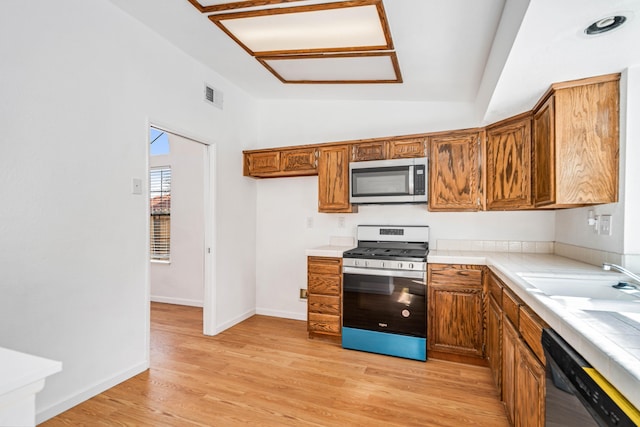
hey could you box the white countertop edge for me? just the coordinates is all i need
[306,245,355,258]
[429,250,640,410]
[0,347,62,397]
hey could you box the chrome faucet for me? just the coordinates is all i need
[602,263,640,285]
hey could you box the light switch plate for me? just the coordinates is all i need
[131,178,142,195]
[599,215,612,235]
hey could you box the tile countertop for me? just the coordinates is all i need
[428,250,640,411]
[306,236,355,258]
[305,244,355,258]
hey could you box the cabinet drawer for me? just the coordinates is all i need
[308,257,342,275]
[308,295,340,315]
[519,306,547,362]
[503,289,521,327]
[308,274,340,295]
[308,313,341,335]
[487,273,504,305]
[429,264,483,287]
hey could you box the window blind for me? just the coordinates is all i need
[150,167,171,260]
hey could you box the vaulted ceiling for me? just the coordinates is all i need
[109,0,640,123]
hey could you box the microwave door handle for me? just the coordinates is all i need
[408,165,414,195]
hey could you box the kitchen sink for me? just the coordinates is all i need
[517,273,640,312]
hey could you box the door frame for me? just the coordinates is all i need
[146,119,217,337]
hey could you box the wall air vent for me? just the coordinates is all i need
[204,83,223,109]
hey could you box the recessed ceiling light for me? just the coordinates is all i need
[585,15,626,35]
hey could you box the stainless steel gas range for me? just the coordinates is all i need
[342,225,429,361]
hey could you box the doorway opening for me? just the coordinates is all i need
[148,125,214,334]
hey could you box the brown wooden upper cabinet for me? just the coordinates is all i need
[243,72,620,213]
[317,145,356,213]
[532,73,619,207]
[244,146,317,178]
[388,137,428,159]
[351,141,387,162]
[429,129,482,211]
[351,137,427,162]
[485,113,533,210]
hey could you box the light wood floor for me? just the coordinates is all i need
[43,302,509,426]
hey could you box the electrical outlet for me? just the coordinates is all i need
[338,216,345,228]
[599,215,612,235]
[306,217,314,228]
[299,288,308,299]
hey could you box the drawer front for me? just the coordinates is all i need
[308,295,340,315]
[308,257,342,275]
[487,273,503,305]
[308,274,341,295]
[503,289,521,327]
[308,313,341,335]
[429,264,483,287]
[519,306,546,362]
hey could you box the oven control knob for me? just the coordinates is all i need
[409,263,414,269]
[402,309,410,318]
[397,262,403,269]
[381,261,385,268]
[365,261,369,267]
[354,260,359,266]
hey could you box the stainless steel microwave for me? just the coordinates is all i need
[349,157,428,204]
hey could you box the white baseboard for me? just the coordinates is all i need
[36,361,148,424]
[211,308,256,335]
[255,308,306,321]
[150,295,204,307]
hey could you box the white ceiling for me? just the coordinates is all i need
[109,0,640,122]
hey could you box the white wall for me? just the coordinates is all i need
[150,133,206,307]
[0,0,257,421]
[255,99,479,148]
[622,66,640,257]
[254,100,555,320]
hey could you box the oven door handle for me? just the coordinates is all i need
[343,266,426,280]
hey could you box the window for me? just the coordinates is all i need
[150,167,171,260]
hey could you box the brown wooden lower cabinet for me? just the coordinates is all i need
[427,264,485,365]
[307,256,342,342]
[515,336,545,427]
[487,291,503,393]
[496,273,546,427]
[502,316,518,424]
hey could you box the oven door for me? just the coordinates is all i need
[343,266,426,338]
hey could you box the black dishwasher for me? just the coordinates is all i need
[542,329,640,427]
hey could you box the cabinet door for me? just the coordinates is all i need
[515,339,545,427]
[532,96,555,206]
[486,115,533,210]
[428,265,484,361]
[317,145,356,213]
[429,131,481,211]
[487,294,502,393]
[502,317,518,425]
[553,79,619,206]
[280,147,317,175]
[388,137,427,159]
[351,141,387,162]
[244,151,281,176]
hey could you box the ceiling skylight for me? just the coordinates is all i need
[188,0,400,84]
[259,52,401,83]
[209,2,392,55]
